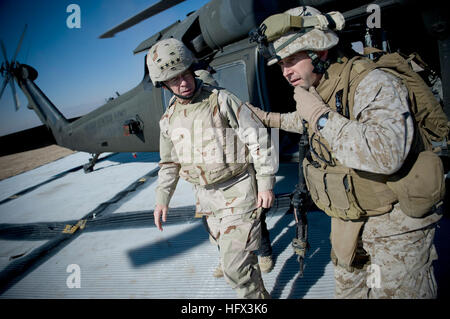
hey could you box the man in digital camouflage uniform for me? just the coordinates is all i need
[148,38,278,299]
[248,6,445,298]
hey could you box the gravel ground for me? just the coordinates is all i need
[0,144,76,181]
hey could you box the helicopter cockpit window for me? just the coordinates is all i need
[212,61,249,102]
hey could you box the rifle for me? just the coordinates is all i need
[291,121,311,277]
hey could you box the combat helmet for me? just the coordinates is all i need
[147,38,195,87]
[250,6,345,70]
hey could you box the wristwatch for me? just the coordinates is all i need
[317,112,329,131]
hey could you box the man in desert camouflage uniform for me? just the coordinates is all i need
[248,6,444,298]
[148,38,277,299]
[196,68,275,276]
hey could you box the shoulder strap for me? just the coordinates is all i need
[208,88,219,111]
[335,56,376,119]
[209,88,233,129]
[167,95,177,109]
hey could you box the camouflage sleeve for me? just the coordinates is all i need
[320,69,415,174]
[280,111,305,133]
[217,90,278,191]
[155,114,181,206]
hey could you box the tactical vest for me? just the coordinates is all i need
[303,54,447,220]
[165,86,249,186]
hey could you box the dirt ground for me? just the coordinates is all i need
[0,144,76,181]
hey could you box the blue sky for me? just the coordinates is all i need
[0,0,210,136]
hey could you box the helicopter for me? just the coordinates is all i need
[0,0,449,173]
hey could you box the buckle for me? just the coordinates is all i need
[249,24,277,60]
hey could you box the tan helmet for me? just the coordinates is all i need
[260,6,345,66]
[146,38,195,86]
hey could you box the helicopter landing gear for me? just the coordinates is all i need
[83,153,101,173]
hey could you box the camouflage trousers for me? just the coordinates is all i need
[334,203,441,298]
[206,208,270,299]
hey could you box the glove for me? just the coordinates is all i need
[293,86,329,133]
[246,103,281,128]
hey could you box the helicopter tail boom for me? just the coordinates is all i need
[17,70,70,147]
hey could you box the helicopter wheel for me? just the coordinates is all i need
[83,153,100,174]
[83,163,94,173]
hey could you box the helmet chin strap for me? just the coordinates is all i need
[307,50,330,74]
[173,91,195,100]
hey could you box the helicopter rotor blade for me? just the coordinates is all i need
[12,24,28,64]
[1,40,9,66]
[9,76,20,111]
[99,0,185,38]
[0,74,10,100]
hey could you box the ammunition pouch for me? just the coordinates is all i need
[304,160,363,220]
[303,157,395,220]
[330,218,368,272]
[304,148,445,220]
[330,244,370,273]
[386,150,445,218]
